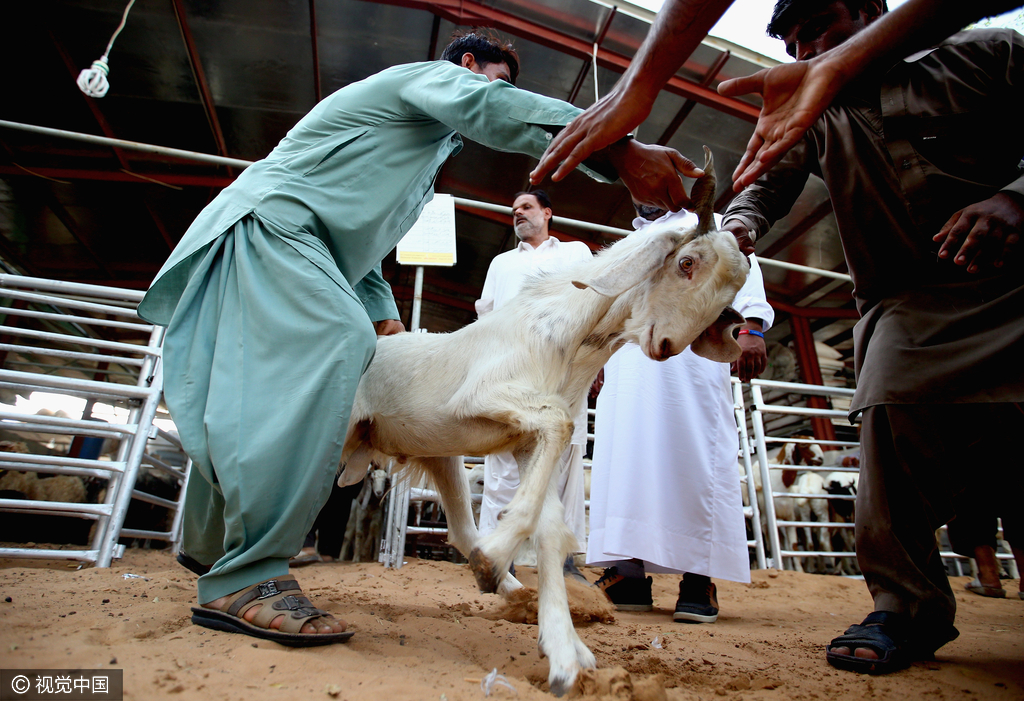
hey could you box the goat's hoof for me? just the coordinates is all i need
[468,547,501,594]
[548,670,577,698]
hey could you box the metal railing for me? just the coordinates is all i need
[0,275,189,566]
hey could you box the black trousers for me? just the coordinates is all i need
[303,479,365,559]
[857,403,1024,641]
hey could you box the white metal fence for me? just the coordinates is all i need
[742,378,1017,578]
[0,275,189,567]
[380,376,1017,580]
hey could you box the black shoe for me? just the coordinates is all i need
[563,555,589,585]
[176,551,211,576]
[594,566,653,611]
[673,574,718,623]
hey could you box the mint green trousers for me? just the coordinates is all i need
[162,215,376,603]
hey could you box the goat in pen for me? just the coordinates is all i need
[338,148,748,696]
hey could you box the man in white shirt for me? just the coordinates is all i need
[474,190,593,581]
[588,204,773,621]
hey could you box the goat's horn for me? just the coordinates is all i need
[691,146,717,236]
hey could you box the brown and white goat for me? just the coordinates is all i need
[338,148,748,696]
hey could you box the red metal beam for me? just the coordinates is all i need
[310,0,323,103]
[567,5,618,105]
[365,0,758,122]
[39,189,112,279]
[0,166,234,188]
[789,314,838,443]
[48,30,176,252]
[766,298,859,319]
[390,284,477,312]
[427,13,442,61]
[658,49,731,145]
[171,0,232,163]
[759,200,834,259]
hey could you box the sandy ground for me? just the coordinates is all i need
[0,549,1022,701]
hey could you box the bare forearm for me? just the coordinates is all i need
[617,0,734,106]
[824,0,1022,85]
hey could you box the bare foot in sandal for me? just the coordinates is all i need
[193,575,352,645]
[204,592,344,634]
[828,645,879,660]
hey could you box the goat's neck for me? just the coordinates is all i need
[514,276,638,400]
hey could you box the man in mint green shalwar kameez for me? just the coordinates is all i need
[138,33,702,645]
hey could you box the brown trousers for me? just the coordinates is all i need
[857,403,1024,637]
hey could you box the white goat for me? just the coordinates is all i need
[466,462,486,525]
[791,470,831,573]
[824,469,860,574]
[752,439,826,572]
[340,149,747,695]
[340,465,389,563]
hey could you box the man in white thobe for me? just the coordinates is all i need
[588,206,773,621]
[474,190,593,578]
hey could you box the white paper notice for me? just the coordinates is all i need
[396,194,457,266]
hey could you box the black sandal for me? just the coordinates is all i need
[826,611,914,674]
[191,575,353,647]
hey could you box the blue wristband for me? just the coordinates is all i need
[738,329,764,338]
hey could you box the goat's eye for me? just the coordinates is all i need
[679,256,694,273]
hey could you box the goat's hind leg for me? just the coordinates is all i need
[420,456,522,596]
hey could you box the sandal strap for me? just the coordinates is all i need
[263,594,331,634]
[225,576,301,617]
[223,576,334,635]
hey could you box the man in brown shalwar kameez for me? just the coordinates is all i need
[721,0,1024,675]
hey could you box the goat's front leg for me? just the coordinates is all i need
[470,404,573,593]
[532,485,595,696]
[420,456,523,596]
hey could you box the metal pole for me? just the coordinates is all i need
[0,119,253,170]
[0,120,852,286]
[750,384,783,570]
[411,266,424,332]
[453,198,632,239]
[757,258,851,282]
[96,325,166,567]
[734,380,766,569]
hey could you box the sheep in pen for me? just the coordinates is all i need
[339,148,749,695]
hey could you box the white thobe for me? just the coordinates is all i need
[475,236,593,549]
[586,210,774,582]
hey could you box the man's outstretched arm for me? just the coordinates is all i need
[529,0,732,185]
[719,0,1023,190]
[532,0,1021,189]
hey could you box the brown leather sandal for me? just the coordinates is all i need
[191,575,353,646]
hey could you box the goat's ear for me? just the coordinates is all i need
[690,306,745,362]
[572,232,677,297]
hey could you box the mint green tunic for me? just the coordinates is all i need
[139,60,608,603]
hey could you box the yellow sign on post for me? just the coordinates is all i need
[396,194,457,267]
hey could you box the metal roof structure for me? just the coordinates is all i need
[0,0,859,396]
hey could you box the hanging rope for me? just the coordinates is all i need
[76,0,136,98]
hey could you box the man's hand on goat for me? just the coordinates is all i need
[529,84,656,185]
[604,140,706,213]
[934,192,1024,273]
[374,319,406,336]
[721,219,756,257]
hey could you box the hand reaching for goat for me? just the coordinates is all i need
[600,140,707,213]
